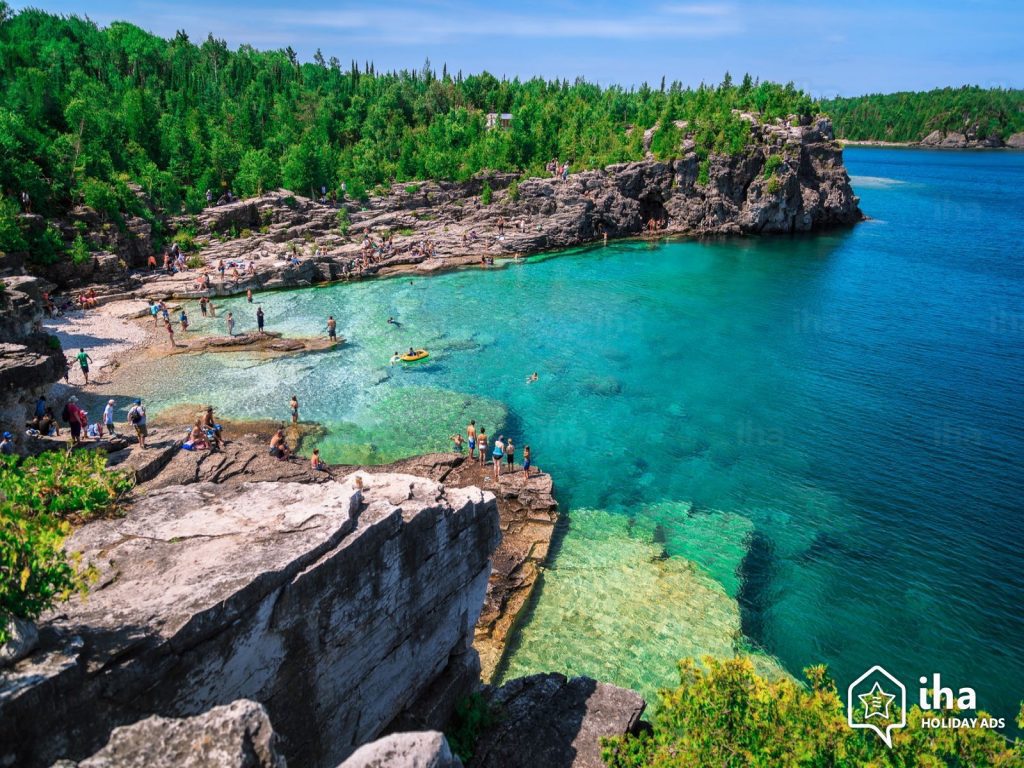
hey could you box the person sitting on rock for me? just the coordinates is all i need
[269,429,291,461]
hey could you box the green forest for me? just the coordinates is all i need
[0,4,815,263]
[823,87,1024,142]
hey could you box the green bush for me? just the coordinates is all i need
[405,184,420,194]
[69,234,90,265]
[763,154,783,178]
[766,176,782,195]
[480,182,493,206]
[396,227,414,236]
[445,692,498,762]
[602,657,1024,768]
[186,254,204,269]
[0,451,133,644]
[506,180,520,202]
[171,228,198,252]
[336,207,351,235]
[697,159,710,186]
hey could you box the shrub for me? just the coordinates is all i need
[506,180,520,202]
[602,657,1024,768]
[396,227,414,236]
[697,159,711,186]
[763,154,783,178]
[336,207,351,235]
[766,176,782,195]
[0,451,133,643]
[282,195,298,208]
[69,234,90,265]
[405,183,420,194]
[186,254,204,269]
[480,182,493,206]
[445,693,498,762]
[172,228,198,252]
[0,197,26,254]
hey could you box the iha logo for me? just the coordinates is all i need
[848,666,906,747]
[848,667,1006,746]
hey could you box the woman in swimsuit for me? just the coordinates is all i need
[477,428,488,467]
[492,436,504,480]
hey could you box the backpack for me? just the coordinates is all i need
[129,406,142,424]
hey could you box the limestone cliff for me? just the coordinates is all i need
[0,473,501,768]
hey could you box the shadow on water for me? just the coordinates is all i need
[736,529,776,648]
[490,493,574,684]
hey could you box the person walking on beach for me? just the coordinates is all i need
[226,312,235,336]
[466,420,477,459]
[492,435,504,480]
[477,427,488,467]
[256,306,265,334]
[523,445,532,477]
[127,399,147,449]
[505,438,515,472]
[290,395,299,424]
[103,399,116,436]
[76,348,93,385]
[327,316,337,342]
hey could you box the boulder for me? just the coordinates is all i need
[71,700,285,768]
[921,129,944,146]
[339,731,462,768]
[939,131,969,148]
[1006,132,1024,149]
[1,474,501,768]
[0,617,39,668]
[470,674,646,768]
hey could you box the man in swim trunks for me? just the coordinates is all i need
[327,316,337,341]
[76,348,93,385]
[467,420,476,458]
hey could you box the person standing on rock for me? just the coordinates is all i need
[76,348,93,386]
[127,399,147,449]
[65,396,87,446]
[257,306,265,334]
[491,435,504,480]
[327,315,337,342]
[103,399,116,436]
[0,431,14,455]
[150,301,160,325]
[199,296,208,317]
[505,438,515,472]
[164,318,175,347]
[226,312,235,336]
[179,309,189,332]
[477,427,488,467]
[290,395,299,424]
[467,420,477,459]
[523,445,532,477]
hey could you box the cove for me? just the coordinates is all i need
[135,148,1024,718]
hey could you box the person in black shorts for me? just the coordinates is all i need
[327,315,337,341]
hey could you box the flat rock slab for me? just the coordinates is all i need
[470,674,645,768]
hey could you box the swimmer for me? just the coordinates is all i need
[390,351,402,365]
[526,371,539,383]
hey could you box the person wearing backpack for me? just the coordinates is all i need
[127,399,147,449]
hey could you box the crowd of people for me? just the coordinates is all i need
[21,393,149,450]
[454,419,535,482]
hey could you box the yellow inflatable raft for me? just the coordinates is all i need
[400,349,430,362]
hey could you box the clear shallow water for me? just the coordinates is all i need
[138,149,1024,715]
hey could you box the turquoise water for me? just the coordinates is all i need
[138,148,1024,717]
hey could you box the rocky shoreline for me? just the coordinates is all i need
[841,129,1024,149]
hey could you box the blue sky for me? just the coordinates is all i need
[14,1,1024,96]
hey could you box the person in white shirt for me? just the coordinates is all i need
[103,399,116,436]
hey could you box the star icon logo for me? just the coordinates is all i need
[858,681,896,720]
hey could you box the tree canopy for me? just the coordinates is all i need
[0,5,817,263]
[823,87,1024,142]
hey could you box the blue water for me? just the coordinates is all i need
[139,148,1024,718]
